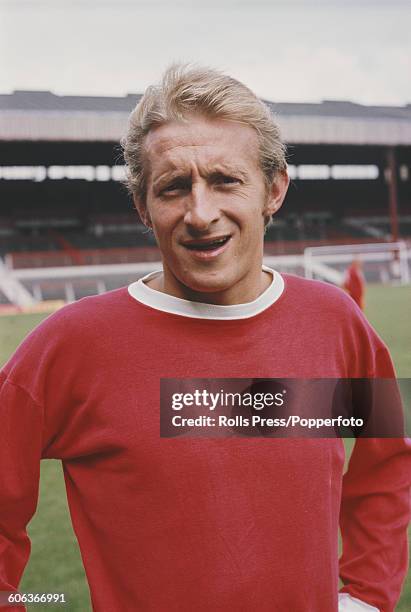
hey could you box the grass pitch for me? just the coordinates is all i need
[0,284,410,610]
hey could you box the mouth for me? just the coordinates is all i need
[181,234,232,259]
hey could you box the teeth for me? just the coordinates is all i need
[203,237,228,246]
[185,236,229,250]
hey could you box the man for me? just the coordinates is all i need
[0,65,410,612]
[343,259,365,310]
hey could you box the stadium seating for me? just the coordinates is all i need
[3,211,411,267]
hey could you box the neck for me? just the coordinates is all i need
[145,267,272,305]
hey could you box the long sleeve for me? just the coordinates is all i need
[0,372,44,611]
[339,339,411,611]
[339,435,411,611]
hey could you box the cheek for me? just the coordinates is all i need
[236,201,266,235]
[150,210,177,241]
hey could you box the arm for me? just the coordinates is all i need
[0,372,43,611]
[339,435,411,611]
[0,300,98,611]
[339,344,411,611]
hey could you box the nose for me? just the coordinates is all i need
[183,182,220,231]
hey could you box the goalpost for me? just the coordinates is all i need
[303,241,410,286]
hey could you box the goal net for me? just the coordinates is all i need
[303,241,410,286]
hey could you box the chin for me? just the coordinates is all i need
[180,272,234,295]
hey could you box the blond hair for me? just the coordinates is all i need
[122,64,287,210]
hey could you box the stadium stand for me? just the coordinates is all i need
[1,91,410,305]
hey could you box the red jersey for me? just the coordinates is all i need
[0,271,409,612]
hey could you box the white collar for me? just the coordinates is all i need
[127,265,284,320]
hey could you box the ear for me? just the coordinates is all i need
[263,170,290,218]
[133,194,152,228]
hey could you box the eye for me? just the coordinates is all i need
[213,174,242,186]
[160,179,190,196]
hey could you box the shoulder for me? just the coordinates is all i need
[44,286,132,327]
[281,272,371,333]
[28,287,133,340]
[281,273,358,316]
[280,274,393,376]
[1,287,136,380]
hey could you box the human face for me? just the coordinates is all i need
[136,114,288,305]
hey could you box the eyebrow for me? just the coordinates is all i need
[152,170,190,191]
[209,165,249,181]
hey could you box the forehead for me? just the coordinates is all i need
[143,115,260,177]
